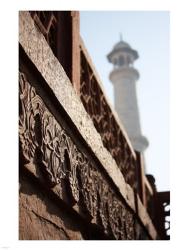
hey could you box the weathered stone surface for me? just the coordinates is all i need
[19,11,158,240]
[19,72,136,240]
[19,175,83,240]
[136,194,157,240]
[19,11,134,210]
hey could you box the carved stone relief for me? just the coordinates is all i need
[19,71,144,240]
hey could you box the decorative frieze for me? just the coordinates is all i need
[19,11,158,240]
[19,71,138,239]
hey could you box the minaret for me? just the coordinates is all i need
[107,37,148,152]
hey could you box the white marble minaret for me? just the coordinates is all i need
[107,36,148,152]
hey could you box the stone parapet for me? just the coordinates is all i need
[19,11,158,240]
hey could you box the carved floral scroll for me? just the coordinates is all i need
[19,71,146,239]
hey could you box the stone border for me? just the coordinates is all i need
[19,11,157,240]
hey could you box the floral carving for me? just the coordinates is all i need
[41,112,67,185]
[19,73,38,163]
[19,71,145,239]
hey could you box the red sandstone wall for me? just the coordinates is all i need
[19,174,83,240]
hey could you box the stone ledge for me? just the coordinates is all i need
[19,11,157,240]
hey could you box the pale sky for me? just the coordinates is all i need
[80,11,169,191]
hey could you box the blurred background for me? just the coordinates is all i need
[80,11,169,191]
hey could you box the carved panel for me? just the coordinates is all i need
[30,11,58,56]
[29,11,79,89]
[19,71,147,239]
[80,50,137,190]
[19,73,39,163]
